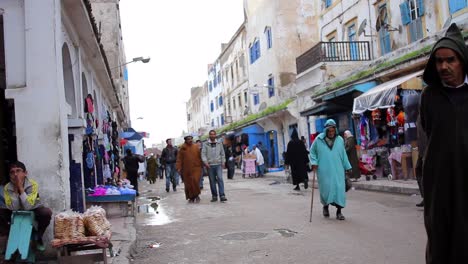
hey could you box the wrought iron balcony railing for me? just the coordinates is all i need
[296,41,371,74]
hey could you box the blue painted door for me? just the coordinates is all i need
[267,131,279,168]
[70,161,84,213]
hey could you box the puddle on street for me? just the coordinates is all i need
[274,228,298,238]
[137,201,172,226]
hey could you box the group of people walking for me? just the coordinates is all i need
[163,130,228,203]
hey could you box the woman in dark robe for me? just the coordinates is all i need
[285,129,309,191]
[344,130,360,181]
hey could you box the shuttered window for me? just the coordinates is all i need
[449,0,467,14]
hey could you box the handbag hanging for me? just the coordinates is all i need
[345,174,352,192]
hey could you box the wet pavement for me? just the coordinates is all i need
[130,174,426,263]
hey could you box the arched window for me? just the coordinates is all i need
[62,43,76,117]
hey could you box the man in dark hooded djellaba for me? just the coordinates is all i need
[419,23,468,263]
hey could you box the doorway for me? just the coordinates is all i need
[0,15,17,184]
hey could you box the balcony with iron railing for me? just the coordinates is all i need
[296,41,371,74]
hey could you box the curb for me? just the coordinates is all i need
[352,182,420,195]
[234,171,419,195]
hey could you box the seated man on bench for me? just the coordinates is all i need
[0,161,52,248]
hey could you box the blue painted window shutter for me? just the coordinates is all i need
[400,2,411,25]
[417,0,425,16]
[219,96,223,106]
[210,101,214,112]
[255,40,261,59]
[265,28,272,49]
[249,45,254,64]
[221,115,225,125]
[449,0,467,14]
[268,76,275,97]
[325,0,332,8]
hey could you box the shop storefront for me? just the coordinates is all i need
[301,81,378,142]
[233,124,280,169]
[352,70,424,180]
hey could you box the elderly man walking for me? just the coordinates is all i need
[419,23,468,263]
[176,135,203,203]
[310,119,352,220]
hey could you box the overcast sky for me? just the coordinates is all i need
[119,0,245,146]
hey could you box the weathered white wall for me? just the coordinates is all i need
[220,25,249,124]
[3,0,71,214]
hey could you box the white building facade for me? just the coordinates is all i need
[207,61,225,129]
[0,0,129,239]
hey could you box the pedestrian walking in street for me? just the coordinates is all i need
[285,128,309,191]
[123,148,145,196]
[195,140,205,189]
[257,141,269,169]
[176,135,203,203]
[161,138,178,192]
[344,130,360,181]
[223,135,236,180]
[250,145,265,177]
[146,153,158,184]
[309,119,352,220]
[202,130,227,202]
[156,154,164,179]
[419,23,468,263]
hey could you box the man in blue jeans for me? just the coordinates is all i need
[202,130,227,202]
[161,138,178,192]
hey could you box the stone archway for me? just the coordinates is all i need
[62,43,76,117]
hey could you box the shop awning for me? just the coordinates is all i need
[322,81,379,101]
[300,102,349,116]
[120,127,143,141]
[352,70,423,114]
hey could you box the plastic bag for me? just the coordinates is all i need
[83,206,111,236]
[54,211,85,239]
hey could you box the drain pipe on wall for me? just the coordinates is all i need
[367,0,375,60]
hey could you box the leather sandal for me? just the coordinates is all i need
[336,213,345,220]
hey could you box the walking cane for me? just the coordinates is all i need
[309,169,316,222]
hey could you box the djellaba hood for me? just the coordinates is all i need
[423,23,468,87]
[318,119,338,139]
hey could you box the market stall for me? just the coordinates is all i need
[85,179,137,217]
[352,70,423,180]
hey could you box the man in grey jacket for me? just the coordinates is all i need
[202,130,227,202]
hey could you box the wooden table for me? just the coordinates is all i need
[85,194,136,217]
[52,233,112,264]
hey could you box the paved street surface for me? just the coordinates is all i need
[131,175,426,264]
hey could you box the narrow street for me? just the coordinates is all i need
[131,174,426,264]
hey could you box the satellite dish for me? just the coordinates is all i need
[443,15,452,29]
[258,102,267,111]
[358,19,367,37]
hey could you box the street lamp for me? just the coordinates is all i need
[110,56,151,69]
